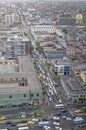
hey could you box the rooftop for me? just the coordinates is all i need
[0,56,41,93]
[62,77,86,95]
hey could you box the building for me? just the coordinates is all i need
[72,64,86,77]
[52,60,70,76]
[44,47,67,62]
[61,77,86,101]
[5,13,20,24]
[5,36,29,59]
[77,54,86,63]
[32,25,56,34]
[80,71,86,82]
[66,46,82,58]
[0,56,42,107]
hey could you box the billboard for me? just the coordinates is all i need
[76,14,83,20]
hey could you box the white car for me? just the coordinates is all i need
[32,118,39,122]
[53,122,60,126]
[43,126,50,130]
[62,116,67,119]
[53,117,59,121]
[66,117,71,120]
[55,126,60,129]
[20,112,26,118]
[59,128,62,130]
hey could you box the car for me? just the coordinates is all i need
[20,112,26,118]
[53,117,59,121]
[75,109,81,113]
[49,97,52,102]
[32,118,39,122]
[43,126,50,130]
[42,118,49,121]
[56,112,62,116]
[66,117,72,120]
[5,121,13,125]
[53,122,60,126]
[59,128,62,130]
[59,99,62,103]
[60,109,67,113]
[0,116,6,121]
[27,121,35,125]
[55,126,60,129]
[62,116,67,119]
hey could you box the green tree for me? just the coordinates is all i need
[36,42,43,54]
[29,40,34,54]
[62,28,68,34]
[84,108,86,113]
[52,74,60,82]
[45,61,51,70]
[26,112,30,117]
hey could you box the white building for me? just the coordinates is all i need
[52,60,70,76]
[5,13,20,24]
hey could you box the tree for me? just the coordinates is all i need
[36,42,43,54]
[62,28,68,34]
[84,108,86,113]
[26,112,30,117]
[52,74,60,82]
[29,40,34,54]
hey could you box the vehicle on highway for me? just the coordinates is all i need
[0,116,6,121]
[27,121,35,125]
[18,126,29,130]
[38,121,50,127]
[55,104,64,109]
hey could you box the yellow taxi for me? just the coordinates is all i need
[27,121,35,125]
[75,109,81,113]
[0,116,6,121]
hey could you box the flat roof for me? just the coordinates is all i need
[62,77,86,95]
[0,56,41,93]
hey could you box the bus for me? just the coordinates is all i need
[38,121,50,127]
[55,104,64,109]
[18,126,29,130]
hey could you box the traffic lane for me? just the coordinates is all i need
[0,106,40,115]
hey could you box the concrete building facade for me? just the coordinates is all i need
[0,56,42,107]
[52,60,70,76]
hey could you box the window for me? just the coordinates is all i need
[9,95,12,98]
[37,94,39,97]
[24,94,26,97]
[31,94,33,97]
